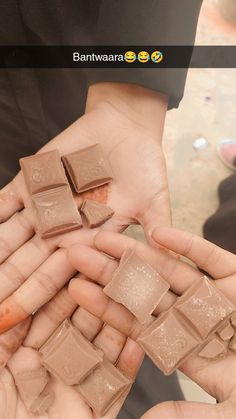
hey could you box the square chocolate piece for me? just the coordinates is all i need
[62,144,113,193]
[174,277,235,339]
[80,199,114,228]
[137,310,199,375]
[20,150,68,195]
[77,359,132,416]
[31,185,82,238]
[104,248,170,324]
[39,319,103,385]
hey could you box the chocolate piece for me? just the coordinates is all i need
[229,334,236,352]
[14,367,49,402]
[198,337,227,359]
[137,310,199,375]
[217,321,234,341]
[30,389,55,415]
[230,312,236,328]
[80,199,114,228]
[77,359,132,416]
[31,186,82,238]
[62,144,113,193]
[20,150,67,195]
[104,248,170,324]
[174,277,234,339]
[40,319,103,385]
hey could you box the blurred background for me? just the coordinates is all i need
[128,0,236,404]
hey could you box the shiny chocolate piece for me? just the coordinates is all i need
[198,337,227,359]
[174,277,234,339]
[62,144,113,193]
[80,199,114,228]
[31,186,82,238]
[104,248,170,324]
[77,359,132,416]
[30,389,55,416]
[40,319,103,385]
[230,312,236,328]
[229,334,236,352]
[217,321,234,341]
[137,310,199,375]
[20,150,67,195]
[14,367,49,402]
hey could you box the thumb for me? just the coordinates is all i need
[141,400,218,419]
[138,192,172,246]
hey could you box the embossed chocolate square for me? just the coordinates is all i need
[31,185,82,238]
[137,310,199,375]
[80,199,114,228]
[174,277,235,339]
[20,150,68,195]
[62,144,113,193]
[104,248,170,324]
[39,319,103,386]
[77,359,132,416]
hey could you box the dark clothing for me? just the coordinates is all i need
[1,1,202,416]
[204,174,236,255]
[0,0,202,187]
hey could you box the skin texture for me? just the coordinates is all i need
[67,227,236,419]
[1,314,144,419]
[0,82,169,333]
[0,83,169,417]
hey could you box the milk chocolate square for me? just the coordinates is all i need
[217,321,234,341]
[104,248,170,324]
[62,144,113,193]
[80,199,114,228]
[31,186,82,238]
[39,319,103,385]
[77,359,132,415]
[174,277,234,339]
[198,337,227,359]
[20,150,68,195]
[137,311,199,375]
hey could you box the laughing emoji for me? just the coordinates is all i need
[124,51,136,63]
[151,51,163,63]
[137,51,150,63]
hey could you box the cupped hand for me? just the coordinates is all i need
[67,227,236,419]
[1,306,143,419]
[0,82,169,335]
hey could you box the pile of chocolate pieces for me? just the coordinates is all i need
[20,144,114,238]
[16,146,236,416]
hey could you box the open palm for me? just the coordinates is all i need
[0,94,170,335]
[67,227,236,419]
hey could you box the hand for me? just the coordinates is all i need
[0,82,169,334]
[67,227,236,419]
[2,308,143,419]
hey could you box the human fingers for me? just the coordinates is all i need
[0,174,24,223]
[69,278,142,339]
[0,209,34,264]
[24,287,77,349]
[152,227,236,279]
[71,306,103,341]
[0,318,31,371]
[69,233,200,296]
[0,249,75,333]
[0,234,56,303]
[141,400,219,419]
[8,346,53,416]
[104,338,144,419]
[0,368,18,419]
